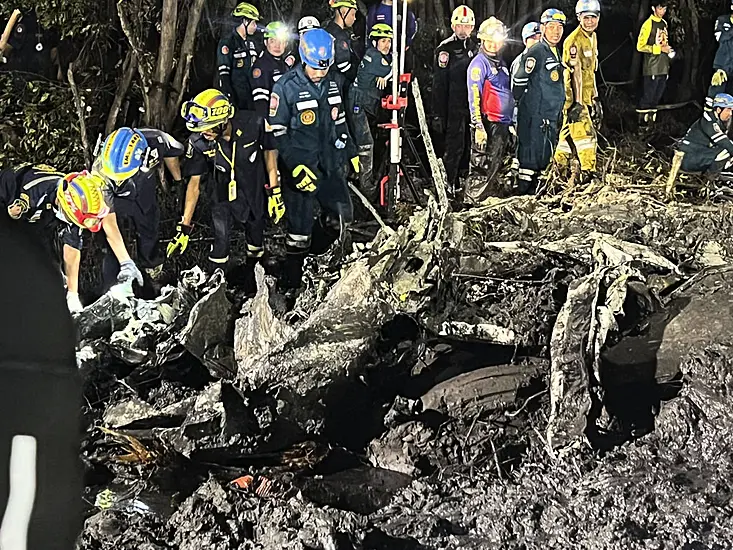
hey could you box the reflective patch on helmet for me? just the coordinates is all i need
[123,134,144,167]
[525,57,536,73]
[252,68,262,78]
[222,45,230,55]
[550,70,559,81]
[470,66,481,81]
[269,93,280,117]
[300,110,316,125]
[331,107,339,120]
[438,51,449,68]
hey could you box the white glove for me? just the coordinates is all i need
[66,291,83,314]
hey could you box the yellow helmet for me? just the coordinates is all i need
[451,5,476,26]
[329,0,357,9]
[477,17,507,42]
[369,23,393,40]
[180,89,235,132]
[56,171,110,232]
[232,2,260,20]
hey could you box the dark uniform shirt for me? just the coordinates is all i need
[679,111,733,172]
[183,111,274,217]
[0,12,59,79]
[249,50,291,119]
[432,34,477,120]
[269,65,356,180]
[512,39,565,122]
[348,46,392,118]
[0,165,82,249]
[324,20,359,85]
[714,15,733,72]
[104,129,184,212]
[217,29,259,110]
[366,2,417,47]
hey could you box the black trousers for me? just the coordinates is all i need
[443,113,471,186]
[638,75,668,111]
[0,365,82,550]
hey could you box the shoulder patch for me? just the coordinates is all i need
[252,68,262,78]
[438,51,449,68]
[285,55,295,67]
[269,93,280,117]
[569,45,577,59]
[342,40,349,50]
[525,57,536,74]
[470,66,481,81]
[221,45,229,55]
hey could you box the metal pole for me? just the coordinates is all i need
[390,0,399,167]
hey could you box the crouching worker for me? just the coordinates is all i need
[168,89,280,297]
[269,28,358,293]
[0,166,122,313]
[347,23,393,202]
[676,93,733,179]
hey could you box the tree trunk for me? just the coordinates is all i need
[680,0,701,101]
[166,0,206,128]
[291,0,304,23]
[106,50,138,135]
[148,0,177,127]
[432,0,445,31]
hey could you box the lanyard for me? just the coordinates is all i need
[217,140,237,201]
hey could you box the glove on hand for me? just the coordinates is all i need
[117,260,144,286]
[7,196,29,219]
[268,187,285,224]
[567,101,585,124]
[293,165,317,193]
[473,126,488,150]
[66,291,83,315]
[713,69,728,87]
[166,223,192,257]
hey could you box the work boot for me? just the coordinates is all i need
[241,257,258,298]
[283,251,307,291]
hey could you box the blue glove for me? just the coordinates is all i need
[118,260,143,286]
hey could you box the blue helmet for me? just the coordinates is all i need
[97,128,148,181]
[299,28,335,69]
[521,22,541,43]
[540,8,567,25]
[713,93,733,110]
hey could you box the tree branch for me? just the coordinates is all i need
[149,0,178,126]
[117,0,152,85]
[67,62,91,168]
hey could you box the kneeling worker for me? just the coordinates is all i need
[676,93,733,177]
[169,89,281,296]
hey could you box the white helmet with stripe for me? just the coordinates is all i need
[451,5,475,27]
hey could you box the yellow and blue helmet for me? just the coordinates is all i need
[97,128,148,182]
[56,171,110,232]
[180,89,235,132]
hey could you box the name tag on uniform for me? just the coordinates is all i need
[229,179,237,202]
[583,50,592,57]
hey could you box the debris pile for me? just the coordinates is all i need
[78,186,733,549]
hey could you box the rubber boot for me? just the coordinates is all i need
[241,257,258,298]
[283,250,307,291]
[358,150,376,203]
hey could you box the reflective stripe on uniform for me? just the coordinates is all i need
[286,233,311,249]
[246,243,264,258]
[327,96,342,105]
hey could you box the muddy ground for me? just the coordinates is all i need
[75,165,733,549]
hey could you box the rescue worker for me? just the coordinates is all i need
[324,0,360,89]
[512,8,566,194]
[0,166,140,313]
[0,214,82,550]
[348,23,393,202]
[677,93,733,177]
[217,2,261,110]
[367,0,418,49]
[511,22,541,81]
[465,17,513,203]
[554,0,601,184]
[707,2,733,109]
[636,2,675,126]
[94,127,185,287]
[0,10,62,81]
[169,89,281,296]
[251,22,293,119]
[269,28,358,293]
[432,5,477,192]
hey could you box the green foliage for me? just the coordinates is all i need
[0,0,113,41]
[0,76,85,171]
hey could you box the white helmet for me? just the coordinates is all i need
[575,0,601,16]
[451,5,475,26]
[298,15,320,34]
